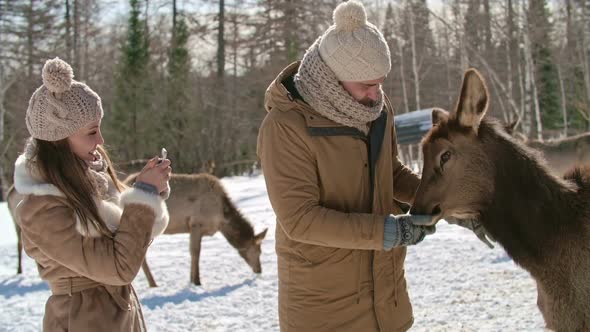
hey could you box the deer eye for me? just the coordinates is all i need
[440,151,451,170]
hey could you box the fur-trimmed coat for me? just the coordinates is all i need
[13,154,169,332]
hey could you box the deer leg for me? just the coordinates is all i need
[16,223,22,275]
[189,224,203,286]
[142,260,158,288]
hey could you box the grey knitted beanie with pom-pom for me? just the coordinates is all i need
[318,0,391,82]
[26,57,104,141]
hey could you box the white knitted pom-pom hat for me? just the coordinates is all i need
[318,0,391,82]
[26,57,104,141]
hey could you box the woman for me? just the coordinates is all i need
[13,57,171,331]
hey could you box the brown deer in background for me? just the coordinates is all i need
[505,123,590,176]
[6,185,23,274]
[410,69,590,331]
[123,173,267,287]
[7,173,267,287]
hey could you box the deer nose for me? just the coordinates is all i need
[409,203,426,215]
[431,204,441,216]
[410,202,441,217]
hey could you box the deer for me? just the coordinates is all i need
[6,185,24,274]
[504,122,590,176]
[410,68,590,331]
[123,172,268,287]
[6,173,267,287]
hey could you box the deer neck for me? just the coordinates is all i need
[479,133,578,269]
[219,217,254,251]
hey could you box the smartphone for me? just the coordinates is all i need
[158,148,167,164]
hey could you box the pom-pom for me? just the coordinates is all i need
[42,57,73,93]
[333,1,367,31]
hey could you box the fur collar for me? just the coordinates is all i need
[13,153,168,238]
[14,154,63,197]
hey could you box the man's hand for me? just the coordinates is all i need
[384,214,436,250]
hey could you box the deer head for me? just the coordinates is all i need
[410,69,495,225]
[238,228,268,274]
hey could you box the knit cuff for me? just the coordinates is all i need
[133,181,159,195]
[383,216,399,250]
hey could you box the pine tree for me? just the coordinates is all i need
[528,0,562,131]
[109,0,151,160]
[165,0,192,170]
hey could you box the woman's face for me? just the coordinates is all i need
[67,120,104,162]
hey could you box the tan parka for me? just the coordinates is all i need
[257,62,421,332]
[13,154,169,332]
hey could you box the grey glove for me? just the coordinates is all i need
[445,217,495,249]
[383,214,436,250]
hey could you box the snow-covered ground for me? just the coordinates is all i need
[0,174,545,331]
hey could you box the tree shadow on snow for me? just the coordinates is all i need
[141,278,256,309]
[0,277,49,298]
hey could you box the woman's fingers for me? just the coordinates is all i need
[156,158,171,168]
[141,156,159,171]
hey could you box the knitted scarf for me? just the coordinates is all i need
[294,38,384,134]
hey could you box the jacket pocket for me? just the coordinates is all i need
[298,244,344,265]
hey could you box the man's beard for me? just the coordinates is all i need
[359,97,377,107]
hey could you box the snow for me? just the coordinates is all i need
[0,175,545,331]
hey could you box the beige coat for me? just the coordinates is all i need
[257,62,420,331]
[13,154,169,332]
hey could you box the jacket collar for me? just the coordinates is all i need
[14,154,64,197]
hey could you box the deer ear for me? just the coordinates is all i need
[455,69,489,134]
[255,228,268,245]
[432,108,449,126]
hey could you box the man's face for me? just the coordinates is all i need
[341,76,386,107]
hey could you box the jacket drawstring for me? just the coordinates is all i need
[356,251,362,304]
[392,250,398,307]
[131,284,148,332]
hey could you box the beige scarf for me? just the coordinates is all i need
[294,37,384,134]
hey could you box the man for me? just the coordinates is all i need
[257,1,433,331]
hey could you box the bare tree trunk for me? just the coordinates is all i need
[518,44,527,134]
[0,73,5,200]
[490,77,510,122]
[27,0,34,78]
[443,8,453,109]
[65,0,72,63]
[483,0,492,53]
[557,63,568,136]
[73,0,80,74]
[408,0,420,110]
[506,0,516,122]
[522,0,542,140]
[452,0,468,70]
[504,40,513,123]
[408,144,414,169]
[217,0,225,79]
[581,7,590,130]
[80,0,91,79]
[397,40,410,113]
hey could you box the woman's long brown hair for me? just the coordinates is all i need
[33,138,124,238]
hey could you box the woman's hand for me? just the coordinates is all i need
[136,157,172,194]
